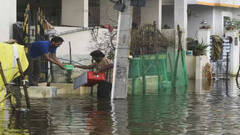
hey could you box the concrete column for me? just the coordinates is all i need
[225,30,239,75]
[197,29,211,60]
[61,0,88,27]
[83,0,89,27]
[141,0,162,29]
[158,0,162,30]
[195,55,209,80]
[111,0,133,99]
[195,78,203,93]
[0,0,17,42]
[195,56,203,80]
[174,0,187,49]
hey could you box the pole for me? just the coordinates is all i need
[46,61,51,86]
[16,58,31,109]
[111,0,133,99]
[226,52,229,80]
[142,56,146,95]
[69,41,72,64]
[172,25,182,91]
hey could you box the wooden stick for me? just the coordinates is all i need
[172,26,181,90]
[0,61,14,108]
[16,58,30,109]
[0,62,8,86]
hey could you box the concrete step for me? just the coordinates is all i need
[22,85,57,98]
[22,83,97,98]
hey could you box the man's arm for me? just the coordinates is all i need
[74,63,96,69]
[44,53,65,69]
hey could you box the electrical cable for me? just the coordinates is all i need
[57,57,90,66]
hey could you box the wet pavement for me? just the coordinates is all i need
[1,79,240,135]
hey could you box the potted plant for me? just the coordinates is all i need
[187,38,208,56]
[199,20,211,29]
[199,25,211,29]
[225,21,237,31]
[226,25,236,30]
[194,42,209,56]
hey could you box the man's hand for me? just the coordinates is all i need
[59,64,65,70]
[45,53,65,70]
[74,65,80,68]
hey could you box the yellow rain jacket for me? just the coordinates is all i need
[0,42,29,108]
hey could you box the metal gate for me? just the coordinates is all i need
[210,37,231,79]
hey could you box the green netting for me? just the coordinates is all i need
[128,50,188,95]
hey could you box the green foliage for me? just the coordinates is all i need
[162,24,171,29]
[194,42,209,56]
[211,35,223,62]
[235,20,240,29]
[187,38,209,56]
[224,18,240,30]
[187,38,198,50]
[131,24,173,56]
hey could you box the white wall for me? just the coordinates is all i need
[188,5,213,39]
[56,28,112,62]
[225,30,239,75]
[61,0,88,27]
[0,0,16,42]
[187,5,236,38]
[100,0,118,26]
[186,55,209,80]
[213,6,233,36]
[232,8,240,20]
[186,56,196,79]
[57,30,93,60]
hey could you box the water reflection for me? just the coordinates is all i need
[86,100,113,135]
[111,100,129,135]
[0,109,30,135]
[127,95,188,135]
[212,79,239,97]
[1,79,240,134]
[187,78,240,134]
[189,79,213,94]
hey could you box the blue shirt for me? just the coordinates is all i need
[29,41,57,58]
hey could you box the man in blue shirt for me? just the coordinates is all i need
[28,36,65,86]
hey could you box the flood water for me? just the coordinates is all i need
[1,79,240,135]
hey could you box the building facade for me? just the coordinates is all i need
[2,0,240,41]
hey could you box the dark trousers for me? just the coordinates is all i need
[97,81,112,99]
[28,57,41,86]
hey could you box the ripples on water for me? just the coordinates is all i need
[1,79,240,135]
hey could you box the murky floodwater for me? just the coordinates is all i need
[1,79,240,135]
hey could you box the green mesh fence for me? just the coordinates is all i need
[128,50,188,95]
